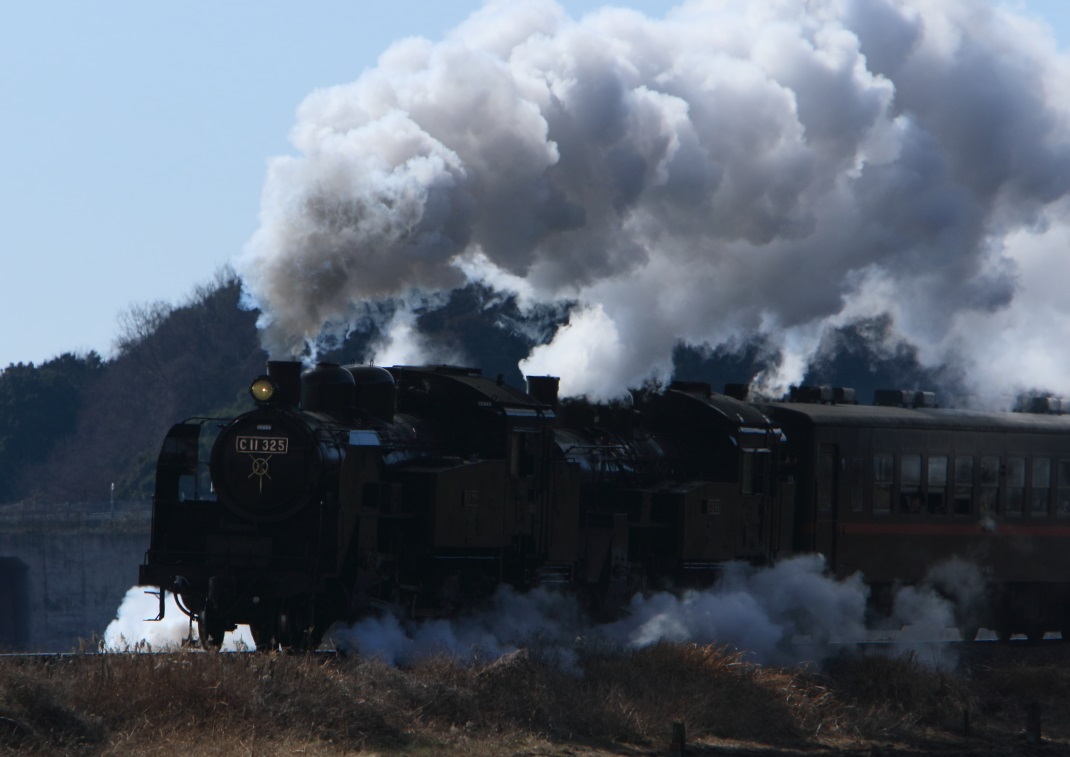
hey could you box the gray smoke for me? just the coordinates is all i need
[237,0,1070,401]
[602,554,869,664]
[103,562,984,666]
[879,557,986,669]
[329,555,978,668]
[330,584,588,671]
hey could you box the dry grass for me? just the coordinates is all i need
[2,642,1069,756]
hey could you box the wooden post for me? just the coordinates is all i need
[668,721,686,756]
[1027,701,1042,744]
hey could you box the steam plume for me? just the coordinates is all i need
[330,555,979,669]
[103,587,254,652]
[238,0,1070,401]
[103,563,983,665]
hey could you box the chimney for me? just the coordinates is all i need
[267,360,303,406]
[526,375,560,411]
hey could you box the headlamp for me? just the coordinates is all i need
[250,376,277,404]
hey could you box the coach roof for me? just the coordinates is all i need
[760,401,1070,434]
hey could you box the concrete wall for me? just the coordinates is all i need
[0,503,151,652]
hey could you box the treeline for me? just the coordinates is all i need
[0,270,265,505]
[0,353,105,503]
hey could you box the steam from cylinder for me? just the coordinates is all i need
[236,0,1070,403]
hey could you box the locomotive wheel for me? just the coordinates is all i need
[197,607,229,650]
[276,606,310,649]
[250,599,324,652]
[249,621,277,652]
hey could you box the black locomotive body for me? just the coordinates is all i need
[140,363,1070,649]
[140,362,786,648]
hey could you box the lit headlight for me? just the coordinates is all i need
[250,376,276,404]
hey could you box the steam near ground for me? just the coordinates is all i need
[329,555,983,670]
[105,555,983,669]
[103,589,254,652]
[330,555,872,670]
[236,0,1070,404]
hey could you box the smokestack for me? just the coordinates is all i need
[267,360,302,406]
[723,383,749,401]
[526,375,560,411]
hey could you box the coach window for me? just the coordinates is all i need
[816,446,835,512]
[953,456,973,515]
[1057,459,1070,517]
[979,456,999,516]
[899,454,922,514]
[1031,458,1051,516]
[873,453,893,515]
[850,458,865,512]
[927,456,948,514]
[1005,457,1025,517]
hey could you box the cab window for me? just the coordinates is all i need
[741,449,772,495]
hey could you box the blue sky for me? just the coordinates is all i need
[1,0,1067,370]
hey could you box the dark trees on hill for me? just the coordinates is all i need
[10,270,265,505]
[0,352,105,502]
[320,283,571,387]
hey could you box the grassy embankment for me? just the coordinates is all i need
[1,642,1068,755]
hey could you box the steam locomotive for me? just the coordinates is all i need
[139,361,1070,649]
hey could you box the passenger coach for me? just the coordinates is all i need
[762,390,1070,640]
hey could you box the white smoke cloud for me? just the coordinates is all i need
[103,587,255,652]
[330,585,586,671]
[876,557,987,668]
[330,555,979,669]
[237,0,1070,402]
[106,560,982,665]
[366,291,467,367]
[603,555,870,665]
